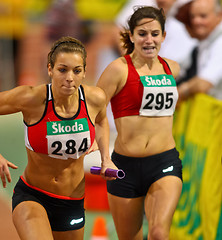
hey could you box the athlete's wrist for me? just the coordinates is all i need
[180,82,190,100]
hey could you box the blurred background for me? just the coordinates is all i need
[0,0,222,239]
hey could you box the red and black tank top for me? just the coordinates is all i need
[24,84,95,160]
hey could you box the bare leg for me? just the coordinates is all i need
[145,176,182,240]
[53,227,84,240]
[108,193,145,240]
[12,201,54,240]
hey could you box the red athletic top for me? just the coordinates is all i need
[111,55,176,119]
[24,84,95,160]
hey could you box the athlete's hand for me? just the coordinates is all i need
[0,154,18,188]
[87,140,99,154]
[100,159,119,181]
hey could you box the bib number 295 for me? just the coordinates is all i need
[143,92,173,110]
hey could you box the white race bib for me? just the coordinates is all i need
[46,118,91,160]
[139,74,178,116]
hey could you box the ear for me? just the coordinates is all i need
[48,63,52,77]
[84,66,87,78]
[129,31,134,44]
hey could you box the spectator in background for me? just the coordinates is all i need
[177,0,222,102]
[155,0,197,64]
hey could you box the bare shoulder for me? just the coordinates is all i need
[82,84,106,108]
[0,84,47,115]
[162,58,180,78]
[97,56,127,86]
[14,84,46,107]
[97,56,127,102]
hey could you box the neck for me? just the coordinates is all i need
[53,88,79,111]
[130,53,158,70]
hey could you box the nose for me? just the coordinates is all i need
[145,34,153,43]
[66,71,74,82]
[191,15,201,26]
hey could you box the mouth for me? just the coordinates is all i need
[142,46,156,53]
[62,85,75,90]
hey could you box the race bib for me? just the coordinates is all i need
[139,74,178,116]
[46,118,91,160]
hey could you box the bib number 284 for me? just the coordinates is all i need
[51,138,88,156]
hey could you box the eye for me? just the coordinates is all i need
[139,32,146,36]
[58,68,66,73]
[200,14,207,19]
[74,68,82,74]
[152,31,160,37]
[138,31,147,37]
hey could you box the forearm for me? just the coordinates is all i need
[178,77,213,101]
[95,116,118,180]
[95,116,110,163]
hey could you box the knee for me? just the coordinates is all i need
[148,224,169,240]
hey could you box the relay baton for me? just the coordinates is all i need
[90,166,125,179]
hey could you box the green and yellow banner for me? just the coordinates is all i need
[171,94,222,240]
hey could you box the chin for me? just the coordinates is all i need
[196,34,206,41]
[62,87,75,95]
[143,53,156,59]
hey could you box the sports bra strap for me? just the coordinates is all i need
[79,85,84,101]
[47,84,84,101]
[47,84,52,101]
[157,56,172,75]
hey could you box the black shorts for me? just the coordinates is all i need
[12,177,85,231]
[107,148,183,198]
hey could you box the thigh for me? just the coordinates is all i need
[145,176,182,230]
[53,227,84,240]
[108,193,144,240]
[12,201,53,240]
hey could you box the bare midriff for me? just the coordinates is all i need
[114,115,175,157]
[23,148,85,199]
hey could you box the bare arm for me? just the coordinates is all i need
[178,76,213,102]
[0,85,44,187]
[86,85,118,180]
[95,88,118,179]
[0,85,42,115]
[97,57,127,105]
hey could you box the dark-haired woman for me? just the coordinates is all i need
[97,6,183,240]
[0,36,117,240]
